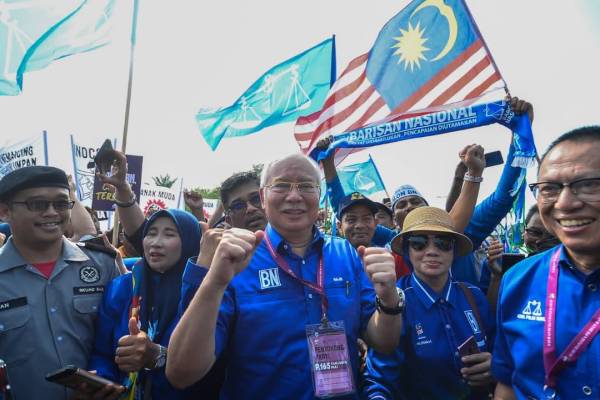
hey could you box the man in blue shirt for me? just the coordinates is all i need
[493,126,600,399]
[167,153,403,399]
[335,192,380,249]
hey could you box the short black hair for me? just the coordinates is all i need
[525,204,539,225]
[540,126,600,167]
[220,171,260,206]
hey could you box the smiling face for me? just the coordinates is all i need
[394,195,427,230]
[142,216,182,273]
[537,140,600,261]
[408,231,454,284]
[0,187,71,247]
[260,156,320,239]
[339,204,376,248]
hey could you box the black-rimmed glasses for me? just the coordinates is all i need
[11,199,75,212]
[529,177,600,203]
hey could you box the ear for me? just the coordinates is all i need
[0,202,10,223]
[259,187,266,208]
[336,220,342,234]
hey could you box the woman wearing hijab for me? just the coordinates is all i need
[362,207,495,400]
[84,152,222,399]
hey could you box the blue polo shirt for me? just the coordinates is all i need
[182,224,376,399]
[492,245,600,399]
[363,273,494,400]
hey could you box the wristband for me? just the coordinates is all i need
[463,174,483,183]
[114,192,137,208]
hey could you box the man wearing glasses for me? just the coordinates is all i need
[220,171,267,232]
[0,166,121,400]
[168,153,402,399]
[493,126,600,400]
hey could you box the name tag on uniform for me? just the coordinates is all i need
[0,297,27,312]
[73,286,105,295]
[306,321,355,398]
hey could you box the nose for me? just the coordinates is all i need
[283,188,303,202]
[41,203,60,216]
[553,185,583,211]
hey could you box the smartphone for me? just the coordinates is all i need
[458,335,480,358]
[45,366,116,393]
[502,253,526,273]
[484,151,504,168]
[87,139,116,173]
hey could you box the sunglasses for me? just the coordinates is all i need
[11,199,75,212]
[407,234,455,252]
[228,192,262,214]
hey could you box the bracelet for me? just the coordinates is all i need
[114,192,137,208]
[463,173,483,183]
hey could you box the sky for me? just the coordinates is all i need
[1,0,599,209]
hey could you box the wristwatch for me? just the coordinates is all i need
[376,287,405,315]
[152,345,167,369]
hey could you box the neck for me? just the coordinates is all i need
[13,236,63,264]
[565,248,600,275]
[276,227,313,258]
[416,271,449,294]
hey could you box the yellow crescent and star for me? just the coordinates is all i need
[391,0,458,71]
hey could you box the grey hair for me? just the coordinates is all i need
[260,153,321,187]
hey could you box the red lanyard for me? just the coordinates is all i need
[263,234,328,322]
[543,248,600,389]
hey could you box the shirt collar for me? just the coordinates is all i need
[265,223,324,255]
[410,272,453,310]
[0,237,89,272]
[558,244,600,283]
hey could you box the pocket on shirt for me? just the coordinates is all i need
[73,295,102,315]
[0,305,34,363]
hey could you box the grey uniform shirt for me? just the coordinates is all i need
[0,237,121,400]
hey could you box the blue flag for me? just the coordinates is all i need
[337,155,386,196]
[197,38,336,151]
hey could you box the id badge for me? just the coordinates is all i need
[306,320,355,398]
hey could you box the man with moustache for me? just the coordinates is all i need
[0,166,122,399]
[493,126,600,399]
[167,153,403,399]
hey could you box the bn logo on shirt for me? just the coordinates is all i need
[259,268,281,290]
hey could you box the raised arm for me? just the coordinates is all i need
[96,151,145,237]
[448,144,485,233]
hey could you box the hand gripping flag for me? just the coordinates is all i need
[295,0,506,160]
[197,37,335,151]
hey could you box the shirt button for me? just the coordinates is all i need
[454,351,459,357]
[445,324,451,330]
[0,324,4,331]
[308,293,313,299]
[302,260,306,265]
[440,299,445,304]
[50,307,57,313]
[582,386,592,396]
[587,283,597,292]
[57,336,63,342]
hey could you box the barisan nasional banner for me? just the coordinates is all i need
[70,135,117,207]
[0,131,48,178]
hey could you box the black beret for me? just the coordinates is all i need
[0,166,70,202]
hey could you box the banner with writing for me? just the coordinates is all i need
[139,177,182,216]
[91,154,143,211]
[0,131,48,177]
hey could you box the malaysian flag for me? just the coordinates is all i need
[295,0,506,158]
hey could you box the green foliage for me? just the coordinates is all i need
[152,174,178,188]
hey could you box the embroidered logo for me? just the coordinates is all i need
[333,277,344,282]
[415,323,424,336]
[79,265,101,283]
[517,299,545,321]
[259,268,281,290]
[464,310,481,334]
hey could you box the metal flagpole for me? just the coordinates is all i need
[112,0,139,246]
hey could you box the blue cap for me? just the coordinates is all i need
[337,192,379,220]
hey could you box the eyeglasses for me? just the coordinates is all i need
[11,199,75,212]
[529,177,600,203]
[265,181,320,195]
[407,234,455,252]
[228,193,262,214]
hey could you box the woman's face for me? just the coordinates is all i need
[408,232,455,282]
[143,217,182,273]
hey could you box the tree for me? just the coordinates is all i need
[152,174,178,188]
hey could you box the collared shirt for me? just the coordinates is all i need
[183,224,375,399]
[363,273,494,400]
[0,237,120,400]
[492,245,600,399]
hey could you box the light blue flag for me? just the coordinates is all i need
[337,155,386,197]
[0,0,82,95]
[197,38,335,151]
[17,0,116,90]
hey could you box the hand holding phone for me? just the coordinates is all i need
[484,150,504,168]
[46,366,123,395]
[458,335,480,358]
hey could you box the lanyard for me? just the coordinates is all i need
[264,234,329,323]
[543,248,600,390]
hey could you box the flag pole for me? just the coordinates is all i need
[113,0,139,246]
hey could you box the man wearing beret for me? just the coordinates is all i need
[0,166,122,399]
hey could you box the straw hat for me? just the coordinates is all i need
[390,207,473,256]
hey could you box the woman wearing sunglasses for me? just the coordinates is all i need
[363,207,495,400]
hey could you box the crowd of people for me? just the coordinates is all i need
[0,97,599,400]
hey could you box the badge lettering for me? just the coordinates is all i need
[0,297,27,312]
[259,268,281,289]
[464,310,481,334]
[73,286,105,295]
[517,299,545,321]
